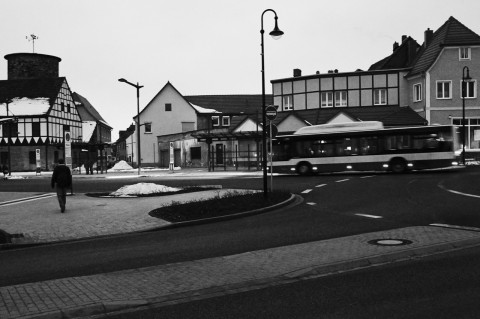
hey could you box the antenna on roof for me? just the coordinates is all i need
[26,34,39,53]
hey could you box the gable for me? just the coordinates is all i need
[137,82,197,136]
[326,112,357,124]
[277,114,308,133]
[233,118,259,133]
[408,16,480,77]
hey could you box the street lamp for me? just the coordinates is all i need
[461,66,472,165]
[118,78,144,175]
[261,9,284,197]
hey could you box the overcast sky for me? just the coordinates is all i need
[2,0,480,140]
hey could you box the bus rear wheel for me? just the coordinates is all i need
[296,162,312,175]
[389,158,407,173]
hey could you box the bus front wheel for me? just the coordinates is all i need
[296,162,312,175]
[389,158,407,173]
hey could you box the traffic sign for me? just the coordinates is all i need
[265,105,277,121]
[264,123,278,138]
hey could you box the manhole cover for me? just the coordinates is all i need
[368,239,413,246]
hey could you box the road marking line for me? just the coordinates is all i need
[306,202,317,206]
[360,175,375,179]
[355,213,383,219]
[0,193,56,207]
[430,223,480,232]
[315,184,327,188]
[438,184,480,199]
[336,179,349,183]
[301,189,312,194]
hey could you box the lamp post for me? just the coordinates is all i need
[118,78,143,175]
[461,66,471,165]
[261,9,284,197]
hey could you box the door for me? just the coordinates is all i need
[215,144,223,164]
[160,150,169,168]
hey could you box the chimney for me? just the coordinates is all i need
[402,35,407,42]
[293,68,302,77]
[393,41,399,51]
[4,53,61,80]
[424,28,433,47]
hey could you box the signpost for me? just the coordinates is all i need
[169,142,174,171]
[265,105,278,192]
[64,131,72,169]
[35,149,41,175]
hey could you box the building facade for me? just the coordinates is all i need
[73,92,113,171]
[271,16,480,157]
[0,52,112,172]
[0,53,83,171]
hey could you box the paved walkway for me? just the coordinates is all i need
[0,188,232,245]
[1,226,480,318]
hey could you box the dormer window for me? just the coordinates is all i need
[460,47,471,60]
[222,116,230,126]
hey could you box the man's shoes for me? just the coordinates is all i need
[61,207,65,213]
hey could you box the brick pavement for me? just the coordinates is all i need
[0,189,234,245]
[1,226,480,318]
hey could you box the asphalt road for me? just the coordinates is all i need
[1,168,479,289]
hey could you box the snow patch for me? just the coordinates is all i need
[0,97,50,116]
[110,160,134,171]
[110,183,181,197]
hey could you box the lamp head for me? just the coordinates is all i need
[269,17,284,40]
[118,78,127,83]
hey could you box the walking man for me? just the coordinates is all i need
[51,158,72,213]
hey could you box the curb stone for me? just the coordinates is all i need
[153,193,301,230]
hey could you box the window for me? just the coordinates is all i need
[413,83,422,102]
[461,80,477,98]
[66,104,70,113]
[32,122,41,137]
[4,122,18,138]
[222,116,230,126]
[451,118,480,149]
[459,47,471,60]
[436,81,452,99]
[165,103,172,111]
[190,147,201,160]
[211,116,220,126]
[334,91,347,107]
[144,122,152,133]
[283,95,293,110]
[321,92,333,107]
[374,89,387,105]
[29,151,36,165]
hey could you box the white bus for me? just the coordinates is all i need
[271,121,460,175]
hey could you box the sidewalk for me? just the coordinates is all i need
[2,226,480,318]
[0,189,237,245]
